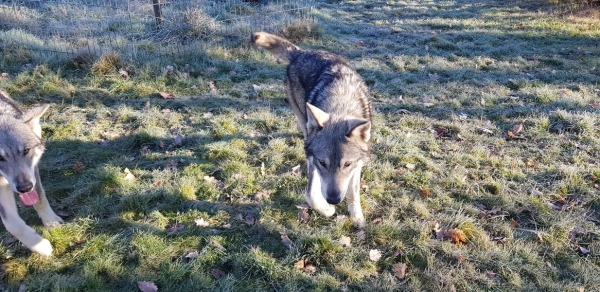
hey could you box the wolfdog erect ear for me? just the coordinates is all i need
[346,119,371,142]
[306,103,329,135]
[22,104,50,138]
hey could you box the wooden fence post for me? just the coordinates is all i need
[152,0,164,28]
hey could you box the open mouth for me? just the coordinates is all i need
[18,190,39,206]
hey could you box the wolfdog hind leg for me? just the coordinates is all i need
[0,183,53,256]
[32,167,63,227]
[347,164,365,228]
[305,160,335,217]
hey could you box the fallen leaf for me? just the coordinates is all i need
[579,246,590,255]
[303,260,317,273]
[298,209,310,223]
[281,233,293,249]
[477,127,494,134]
[405,163,416,170]
[420,188,433,198]
[452,253,465,263]
[510,219,520,228]
[208,240,226,252]
[356,230,366,241]
[440,144,451,151]
[209,81,218,94]
[74,161,85,172]
[210,269,226,279]
[137,281,158,292]
[118,68,129,79]
[485,270,500,283]
[174,134,183,146]
[372,217,383,225]
[254,190,271,201]
[291,164,302,176]
[339,236,351,247]
[203,175,224,190]
[195,218,210,227]
[1,72,8,78]
[369,249,382,261]
[153,180,163,187]
[511,122,524,135]
[164,160,178,170]
[244,214,256,225]
[185,251,199,259]
[123,168,135,182]
[166,65,174,74]
[392,263,407,279]
[220,223,231,229]
[158,91,175,99]
[294,259,305,270]
[166,223,184,235]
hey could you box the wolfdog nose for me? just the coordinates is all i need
[326,196,342,205]
[16,182,34,193]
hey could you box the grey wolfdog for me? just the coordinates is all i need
[0,89,63,256]
[252,32,373,228]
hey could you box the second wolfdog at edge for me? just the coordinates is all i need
[252,32,373,228]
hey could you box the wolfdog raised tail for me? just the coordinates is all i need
[0,89,63,256]
[252,32,373,228]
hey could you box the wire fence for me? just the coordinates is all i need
[0,0,315,62]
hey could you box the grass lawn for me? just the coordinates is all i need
[1,0,600,291]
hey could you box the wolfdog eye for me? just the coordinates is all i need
[343,161,352,168]
[23,148,30,155]
[318,160,326,167]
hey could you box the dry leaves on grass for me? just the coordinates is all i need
[294,257,317,274]
[158,91,175,99]
[369,249,382,262]
[137,281,158,292]
[507,120,526,140]
[74,161,84,172]
[209,81,218,94]
[433,223,468,245]
[392,263,407,279]
[123,168,135,182]
[297,209,311,223]
[195,218,210,227]
[280,232,293,249]
[166,223,184,235]
[339,236,351,247]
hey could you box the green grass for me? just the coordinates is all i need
[1,0,600,291]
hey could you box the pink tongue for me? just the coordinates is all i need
[19,191,39,206]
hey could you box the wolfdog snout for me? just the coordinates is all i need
[16,175,34,193]
[326,190,343,205]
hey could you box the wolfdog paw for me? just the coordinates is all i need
[321,206,336,217]
[41,213,63,227]
[353,216,366,229]
[31,238,53,256]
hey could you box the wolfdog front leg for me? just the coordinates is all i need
[0,182,53,256]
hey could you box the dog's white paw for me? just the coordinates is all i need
[353,216,366,229]
[40,212,64,227]
[31,238,53,256]
[321,205,336,217]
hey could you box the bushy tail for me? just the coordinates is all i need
[251,32,300,64]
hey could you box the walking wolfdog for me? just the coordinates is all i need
[252,32,373,227]
[0,89,63,256]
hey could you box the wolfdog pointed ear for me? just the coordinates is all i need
[346,119,371,142]
[22,104,50,138]
[306,103,329,134]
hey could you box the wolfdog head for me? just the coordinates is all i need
[304,103,372,205]
[0,105,49,199]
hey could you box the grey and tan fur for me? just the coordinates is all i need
[252,32,373,227]
[0,89,63,256]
